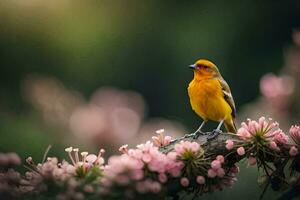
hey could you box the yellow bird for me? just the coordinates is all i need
[188,59,236,139]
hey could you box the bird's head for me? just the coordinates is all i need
[189,59,220,79]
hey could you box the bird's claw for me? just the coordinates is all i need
[207,129,222,140]
[190,131,207,139]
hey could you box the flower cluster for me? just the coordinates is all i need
[19,147,105,199]
[1,121,300,199]
[101,137,184,197]
[172,140,239,192]
[224,117,300,190]
[207,156,225,178]
[225,117,294,163]
[64,147,105,177]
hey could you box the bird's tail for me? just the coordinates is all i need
[224,119,237,133]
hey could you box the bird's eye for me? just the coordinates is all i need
[203,65,209,69]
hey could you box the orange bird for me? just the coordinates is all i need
[188,59,236,139]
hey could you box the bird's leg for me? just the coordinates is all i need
[207,120,224,140]
[169,121,206,144]
[190,120,207,139]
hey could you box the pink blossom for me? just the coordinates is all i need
[150,181,161,193]
[225,140,234,150]
[168,167,181,177]
[119,144,129,154]
[237,147,245,156]
[211,160,221,170]
[112,140,183,181]
[158,173,168,183]
[248,156,257,166]
[180,177,189,187]
[130,169,144,180]
[174,141,200,155]
[104,158,143,186]
[290,125,300,144]
[238,117,282,144]
[216,168,225,178]
[128,149,143,160]
[142,154,152,163]
[207,169,217,178]
[248,120,259,133]
[237,127,251,140]
[152,129,172,147]
[137,141,155,152]
[289,146,299,156]
[86,154,97,164]
[269,141,279,151]
[216,155,225,163]
[196,176,205,184]
[273,130,288,145]
[166,152,177,160]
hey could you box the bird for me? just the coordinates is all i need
[187,59,236,139]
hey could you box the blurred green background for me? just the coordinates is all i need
[1,0,300,199]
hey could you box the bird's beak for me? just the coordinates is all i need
[189,64,196,69]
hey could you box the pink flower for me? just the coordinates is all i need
[225,140,234,150]
[142,154,152,163]
[152,129,172,147]
[274,130,288,145]
[196,176,205,184]
[269,141,279,151]
[237,127,251,140]
[86,154,98,163]
[158,173,168,183]
[119,144,129,154]
[239,117,282,143]
[180,177,189,187]
[248,156,257,166]
[207,169,217,178]
[130,169,144,180]
[290,125,300,144]
[150,181,161,193]
[216,155,225,163]
[104,154,145,186]
[211,160,221,170]
[289,146,299,156]
[217,168,225,178]
[174,141,200,155]
[237,147,245,156]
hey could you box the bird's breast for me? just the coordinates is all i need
[188,79,231,121]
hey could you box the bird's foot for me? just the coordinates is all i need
[169,131,206,144]
[190,130,207,139]
[207,129,222,140]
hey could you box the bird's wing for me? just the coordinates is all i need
[218,77,236,118]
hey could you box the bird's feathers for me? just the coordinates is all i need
[218,77,236,118]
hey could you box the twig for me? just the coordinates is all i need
[42,145,52,163]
